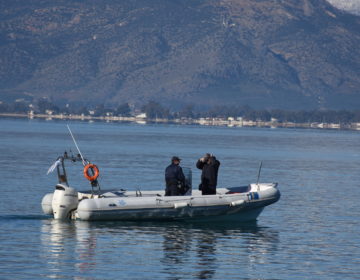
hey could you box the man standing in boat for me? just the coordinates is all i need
[196,153,220,195]
[165,156,186,196]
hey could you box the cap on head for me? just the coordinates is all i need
[204,153,211,158]
[171,156,181,162]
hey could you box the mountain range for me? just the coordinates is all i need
[1,0,360,110]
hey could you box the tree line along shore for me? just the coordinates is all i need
[1,99,360,130]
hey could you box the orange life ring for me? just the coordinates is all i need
[83,164,99,181]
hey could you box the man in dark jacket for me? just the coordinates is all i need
[165,156,186,196]
[196,153,220,195]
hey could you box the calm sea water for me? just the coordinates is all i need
[0,118,359,280]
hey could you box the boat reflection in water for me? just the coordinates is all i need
[40,220,97,277]
[40,220,279,279]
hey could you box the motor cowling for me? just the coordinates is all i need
[51,184,79,220]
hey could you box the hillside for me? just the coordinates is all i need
[1,0,360,110]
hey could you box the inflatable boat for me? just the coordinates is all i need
[41,152,280,222]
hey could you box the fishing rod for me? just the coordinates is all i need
[67,124,86,166]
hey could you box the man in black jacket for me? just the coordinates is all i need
[196,153,220,195]
[165,156,186,196]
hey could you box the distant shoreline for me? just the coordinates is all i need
[1,112,360,131]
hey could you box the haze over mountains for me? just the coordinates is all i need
[0,0,360,110]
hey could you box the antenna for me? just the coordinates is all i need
[67,125,86,166]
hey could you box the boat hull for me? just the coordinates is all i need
[77,205,266,222]
[76,184,280,222]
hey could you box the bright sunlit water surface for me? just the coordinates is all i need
[0,118,359,280]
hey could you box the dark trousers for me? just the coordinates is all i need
[165,184,180,196]
[201,185,216,195]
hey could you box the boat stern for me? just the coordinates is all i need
[51,184,79,220]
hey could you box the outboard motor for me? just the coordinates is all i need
[51,184,79,220]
